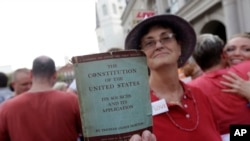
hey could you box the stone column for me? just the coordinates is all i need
[156,0,166,14]
[222,0,241,39]
[237,0,250,33]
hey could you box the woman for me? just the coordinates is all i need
[126,14,221,141]
[221,33,250,101]
[224,33,250,66]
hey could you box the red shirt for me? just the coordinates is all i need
[188,60,250,134]
[152,83,221,141]
[0,90,82,141]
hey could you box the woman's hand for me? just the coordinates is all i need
[129,130,156,141]
[220,71,250,101]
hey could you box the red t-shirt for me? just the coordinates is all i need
[0,90,82,141]
[152,83,221,141]
[188,60,250,134]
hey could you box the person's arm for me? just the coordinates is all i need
[129,130,156,141]
[220,71,250,101]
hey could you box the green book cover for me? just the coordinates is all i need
[72,50,152,141]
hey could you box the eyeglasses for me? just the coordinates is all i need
[141,33,175,50]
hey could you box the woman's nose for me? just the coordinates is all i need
[155,40,164,49]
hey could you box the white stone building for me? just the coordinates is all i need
[95,0,127,52]
[122,0,250,43]
[95,0,250,51]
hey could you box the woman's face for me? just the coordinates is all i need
[140,26,181,70]
[224,37,250,66]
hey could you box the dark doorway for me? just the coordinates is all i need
[201,20,226,42]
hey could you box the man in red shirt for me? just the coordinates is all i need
[188,34,250,141]
[0,55,82,141]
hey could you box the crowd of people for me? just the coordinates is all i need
[125,14,250,141]
[0,13,250,141]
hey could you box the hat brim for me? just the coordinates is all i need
[125,14,196,67]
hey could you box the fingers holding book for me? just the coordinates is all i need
[130,130,156,141]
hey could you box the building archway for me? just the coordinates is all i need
[201,20,226,42]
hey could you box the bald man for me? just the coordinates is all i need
[11,68,32,96]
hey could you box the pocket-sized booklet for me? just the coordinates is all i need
[71,50,152,141]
